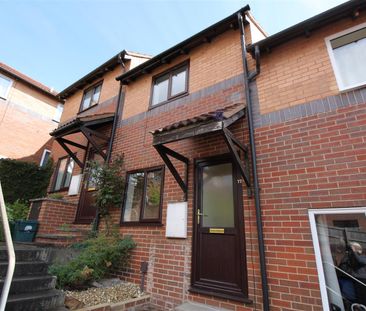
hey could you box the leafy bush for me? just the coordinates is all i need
[87,155,125,234]
[0,158,53,204]
[6,200,29,221]
[49,234,136,289]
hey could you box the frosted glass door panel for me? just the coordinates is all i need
[202,163,234,228]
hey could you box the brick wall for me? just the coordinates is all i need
[256,13,366,115]
[34,198,78,234]
[255,99,366,311]
[122,29,247,120]
[0,78,59,159]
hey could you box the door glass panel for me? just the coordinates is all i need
[202,163,234,228]
[313,211,366,310]
[123,172,144,222]
[142,170,162,220]
[64,159,74,188]
[54,158,67,191]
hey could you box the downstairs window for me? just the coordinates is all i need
[309,208,366,311]
[121,166,164,224]
[52,156,75,191]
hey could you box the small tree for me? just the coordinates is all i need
[87,155,125,235]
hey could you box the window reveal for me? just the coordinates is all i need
[80,83,102,112]
[121,167,164,223]
[309,208,366,311]
[326,24,366,91]
[151,63,188,107]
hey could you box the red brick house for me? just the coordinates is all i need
[33,1,366,310]
[0,62,61,165]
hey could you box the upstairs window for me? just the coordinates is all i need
[80,82,102,112]
[0,74,13,100]
[121,167,164,224]
[53,103,64,123]
[151,62,188,107]
[40,149,51,168]
[53,156,74,191]
[326,23,366,91]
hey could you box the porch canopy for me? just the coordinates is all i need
[50,112,115,168]
[150,103,251,200]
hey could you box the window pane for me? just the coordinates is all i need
[123,172,144,222]
[0,75,12,99]
[54,158,67,191]
[202,163,234,228]
[81,89,93,110]
[332,36,366,88]
[40,150,51,168]
[63,159,74,188]
[171,67,187,96]
[91,85,101,105]
[53,103,63,122]
[143,170,162,220]
[152,74,169,106]
[314,211,366,310]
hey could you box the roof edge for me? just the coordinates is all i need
[58,50,127,99]
[249,0,366,53]
[0,66,59,100]
[116,5,250,83]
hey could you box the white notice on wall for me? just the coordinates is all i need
[165,202,188,238]
[68,174,82,196]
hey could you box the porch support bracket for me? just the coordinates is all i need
[80,126,108,160]
[154,144,189,201]
[56,138,84,168]
[222,127,252,196]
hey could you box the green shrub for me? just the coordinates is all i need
[49,234,136,289]
[6,200,29,221]
[0,158,53,204]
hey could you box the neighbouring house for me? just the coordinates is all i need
[32,0,366,310]
[31,51,151,240]
[0,62,61,165]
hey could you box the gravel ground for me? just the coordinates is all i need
[64,282,144,307]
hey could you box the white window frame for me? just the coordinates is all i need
[52,103,63,123]
[308,207,366,310]
[39,149,51,167]
[0,73,13,100]
[325,22,366,91]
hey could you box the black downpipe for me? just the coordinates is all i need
[94,52,127,232]
[238,13,270,311]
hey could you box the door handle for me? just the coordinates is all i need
[197,209,207,225]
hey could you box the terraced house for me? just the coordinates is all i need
[0,62,60,164]
[32,0,366,310]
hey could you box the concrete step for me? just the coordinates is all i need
[0,275,56,295]
[0,261,48,277]
[0,247,50,262]
[175,302,231,311]
[6,289,65,311]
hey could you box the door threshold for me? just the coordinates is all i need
[189,286,252,304]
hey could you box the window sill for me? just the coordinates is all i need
[78,103,99,115]
[120,222,164,227]
[149,92,188,110]
[49,188,69,194]
[337,81,366,94]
